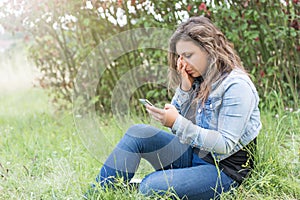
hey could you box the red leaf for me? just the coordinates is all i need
[187,5,192,12]
[118,0,122,6]
[198,2,207,11]
[290,19,299,30]
[260,70,265,78]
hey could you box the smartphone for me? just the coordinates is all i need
[139,99,153,106]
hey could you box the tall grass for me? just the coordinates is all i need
[0,89,97,199]
[0,89,299,199]
[221,110,300,199]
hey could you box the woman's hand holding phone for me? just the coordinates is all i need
[145,103,179,128]
[139,98,178,127]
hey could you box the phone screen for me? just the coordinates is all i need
[139,99,153,106]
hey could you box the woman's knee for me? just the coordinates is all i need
[125,124,159,138]
[139,172,169,196]
[138,177,151,196]
[139,174,157,196]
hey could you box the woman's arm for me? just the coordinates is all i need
[171,55,195,114]
[171,86,193,114]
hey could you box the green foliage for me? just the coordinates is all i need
[0,0,211,113]
[210,0,299,109]
[0,0,298,111]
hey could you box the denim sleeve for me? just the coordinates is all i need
[171,86,193,115]
[172,79,256,154]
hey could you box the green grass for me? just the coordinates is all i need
[0,89,97,199]
[0,89,299,199]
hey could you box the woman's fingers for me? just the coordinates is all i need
[146,105,164,114]
[176,55,183,72]
[146,104,179,127]
[181,63,188,78]
[146,105,165,122]
[164,103,175,110]
[147,109,163,121]
[177,56,189,78]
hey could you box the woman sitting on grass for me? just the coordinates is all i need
[95,16,261,200]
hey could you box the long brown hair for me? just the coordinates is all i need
[168,16,245,103]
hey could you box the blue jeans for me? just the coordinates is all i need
[97,124,238,200]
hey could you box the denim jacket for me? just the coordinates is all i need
[171,69,262,161]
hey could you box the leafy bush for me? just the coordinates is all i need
[1,0,298,112]
[210,0,299,111]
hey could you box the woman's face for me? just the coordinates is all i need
[175,40,208,77]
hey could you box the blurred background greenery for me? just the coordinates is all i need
[0,0,299,114]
